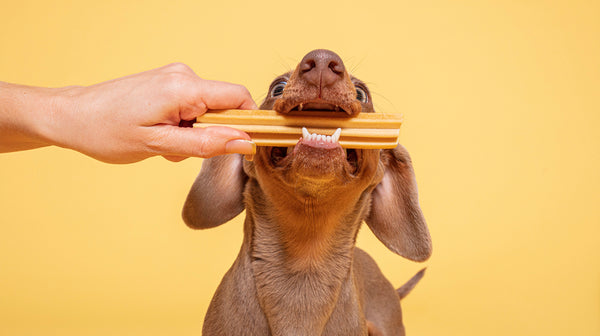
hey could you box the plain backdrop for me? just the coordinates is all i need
[1,1,598,335]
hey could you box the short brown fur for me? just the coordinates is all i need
[183,49,431,335]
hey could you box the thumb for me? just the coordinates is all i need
[147,125,255,159]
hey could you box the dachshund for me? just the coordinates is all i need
[183,49,432,335]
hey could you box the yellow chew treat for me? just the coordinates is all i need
[194,109,403,149]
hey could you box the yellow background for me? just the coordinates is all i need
[1,1,598,335]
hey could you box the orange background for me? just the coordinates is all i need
[1,1,598,335]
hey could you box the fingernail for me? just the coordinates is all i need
[225,139,256,155]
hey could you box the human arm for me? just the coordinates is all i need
[0,63,257,163]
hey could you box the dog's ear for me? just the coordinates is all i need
[365,145,432,262]
[182,154,247,229]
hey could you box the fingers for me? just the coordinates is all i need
[179,79,258,121]
[146,125,255,159]
[198,79,258,110]
[157,63,257,122]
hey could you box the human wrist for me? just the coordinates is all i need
[34,85,83,150]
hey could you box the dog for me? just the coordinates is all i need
[182,49,432,335]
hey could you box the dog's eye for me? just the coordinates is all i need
[355,86,368,103]
[270,81,287,97]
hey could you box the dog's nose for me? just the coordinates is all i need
[298,49,346,88]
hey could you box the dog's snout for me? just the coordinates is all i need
[299,49,346,87]
[271,49,363,115]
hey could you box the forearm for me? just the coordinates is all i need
[0,81,67,153]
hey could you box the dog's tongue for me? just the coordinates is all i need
[300,127,342,149]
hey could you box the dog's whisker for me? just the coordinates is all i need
[347,54,367,74]
[371,91,399,113]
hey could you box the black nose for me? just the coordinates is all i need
[298,49,346,88]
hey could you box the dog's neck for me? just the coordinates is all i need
[243,179,371,334]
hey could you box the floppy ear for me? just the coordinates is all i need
[365,145,432,262]
[182,154,247,229]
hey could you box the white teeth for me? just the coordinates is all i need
[302,127,310,139]
[332,128,342,142]
[301,127,343,143]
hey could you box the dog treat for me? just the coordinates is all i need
[194,109,403,149]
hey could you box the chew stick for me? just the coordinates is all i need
[194,109,403,149]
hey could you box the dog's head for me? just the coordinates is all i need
[183,49,431,262]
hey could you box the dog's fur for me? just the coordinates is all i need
[183,49,432,335]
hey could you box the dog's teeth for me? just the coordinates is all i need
[302,127,310,139]
[332,128,342,142]
[299,103,303,111]
[302,128,342,143]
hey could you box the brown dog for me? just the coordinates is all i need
[183,49,432,335]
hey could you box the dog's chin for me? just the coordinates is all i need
[263,135,362,194]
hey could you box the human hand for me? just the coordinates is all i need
[35,63,257,163]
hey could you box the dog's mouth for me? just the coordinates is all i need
[267,99,362,175]
[269,127,360,175]
[264,92,365,180]
[287,100,354,115]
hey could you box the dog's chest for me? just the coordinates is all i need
[250,255,367,335]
